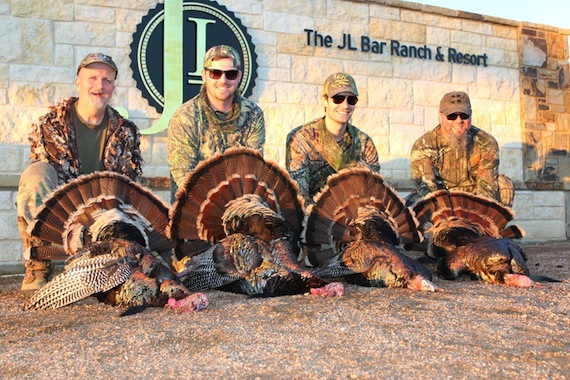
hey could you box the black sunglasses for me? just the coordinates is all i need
[446,113,470,120]
[331,94,358,105]
[206,68,239,80]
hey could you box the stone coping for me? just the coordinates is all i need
[0,174,171,190]
[0,174,566,191]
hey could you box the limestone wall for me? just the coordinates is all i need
[0,0,568,264]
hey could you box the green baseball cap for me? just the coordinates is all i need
[77,53,118,78]
[323,72,359,97]
[203,45,242,70]
[440,91,472,116]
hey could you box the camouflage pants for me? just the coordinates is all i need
[16,162,58,260]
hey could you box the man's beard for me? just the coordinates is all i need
[89,92,107,110]
[448,132,468,151]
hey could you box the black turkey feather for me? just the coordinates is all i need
[170,147,341,297]
[304,168,440,292]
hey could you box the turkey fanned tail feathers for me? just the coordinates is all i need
[305,168,439,292]
[24,172,207,312]
[412,190,557,287]
[28,171,175,256]
[171,147,339,297]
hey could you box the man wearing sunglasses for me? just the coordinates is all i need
[407,91,514,208]
[168,45,265,201]
[286,72,380,205]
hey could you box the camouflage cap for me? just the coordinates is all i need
[440,91,472,116]
[77,53,118,78]
[203,45,242,70]
[323,72,359,97]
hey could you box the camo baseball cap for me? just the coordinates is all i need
[440,91,472,116]
[203,45,242,70]
[323,72,359,97]
[77,53,118,78]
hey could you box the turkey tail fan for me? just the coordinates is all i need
[447,191,514,230]
[169,147,305,243]
[412,190,453,227]
[499,224,526,239]
[304,167,422,246]
[29,172,173,253]
[413,190,516,238]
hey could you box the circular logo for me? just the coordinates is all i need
[130,0,258,114]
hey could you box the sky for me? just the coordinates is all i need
[408,0,570,30]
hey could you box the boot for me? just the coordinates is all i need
[21,259,52,291]
[18,216,52,291]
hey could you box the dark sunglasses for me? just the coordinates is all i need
[446,113,470,120]
[206,68,239,80]
[331,94,358,105]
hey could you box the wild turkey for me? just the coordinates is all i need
[304,167,441,292]
[410,189,555,287]
[170,147,342,297]
[23,171,207,312]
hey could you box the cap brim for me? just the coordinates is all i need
[442,106,471,116]
[328,87,359,97]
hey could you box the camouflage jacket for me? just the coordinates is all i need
[167,86,265,194]
[410,124,499,200]
[29,97,143,185]
[286,117,380,204]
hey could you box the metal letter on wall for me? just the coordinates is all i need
[130,0,258,134]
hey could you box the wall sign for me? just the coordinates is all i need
[130,0,257,134]
[305,29,489,67]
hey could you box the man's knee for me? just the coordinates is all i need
[19,162,58,187]
[497,174,514,208]
[17,161,58,220]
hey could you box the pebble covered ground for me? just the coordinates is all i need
[0,242,568,379]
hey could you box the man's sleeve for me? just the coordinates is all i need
[167,108,200,189]
[285,129,311,203]
[245,106,265,153]
[410,137,439,196]
[475,135,500,200]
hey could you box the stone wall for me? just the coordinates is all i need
[521,26,570,188]
[0,0,569,264]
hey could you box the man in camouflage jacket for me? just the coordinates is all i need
[27,97,142,184]
[168,45,265,201]
[286,72,380,205]
[16,53,142,291]
[408,91,513,207]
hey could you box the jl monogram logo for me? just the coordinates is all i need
[130,0,258,134]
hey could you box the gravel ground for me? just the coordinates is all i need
[0,241,568,379]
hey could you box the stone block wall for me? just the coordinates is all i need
[0,0,569,264]
[521,26,570,188]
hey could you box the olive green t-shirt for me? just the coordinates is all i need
[73,105,108,174]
